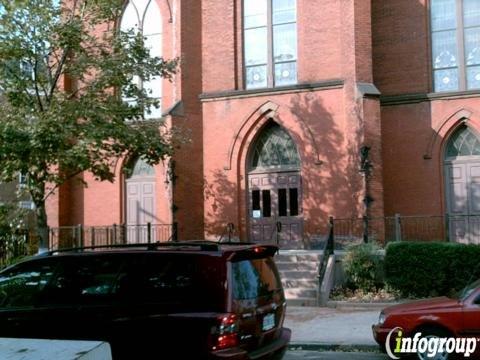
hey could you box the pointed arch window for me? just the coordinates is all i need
[125,157,156,179]
[446,125,480,158]
[251,122,300,170]
[120,0,163,118]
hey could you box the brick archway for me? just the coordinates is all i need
[246,121,303,248]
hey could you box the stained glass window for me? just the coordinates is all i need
[446,126,480,157]
[431,0,480,91]
[251,123,300,169]
[244,0,297,89]
[120,0,163,118]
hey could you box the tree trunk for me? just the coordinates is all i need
[35,199,49,253]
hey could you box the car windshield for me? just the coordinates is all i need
[456,278,480,300]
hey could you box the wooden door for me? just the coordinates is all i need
[126,178,156,243]
[445,161,480,244]
[466,162,480,244]
[248,171,303,248]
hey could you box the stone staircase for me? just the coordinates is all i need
[275,251,323,306]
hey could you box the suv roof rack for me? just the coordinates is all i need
[43,240,260,255]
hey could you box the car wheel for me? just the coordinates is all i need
[415,328,450,360]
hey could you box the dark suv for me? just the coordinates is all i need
[0,242,290,359]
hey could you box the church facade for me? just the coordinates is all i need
[47,0,480,247]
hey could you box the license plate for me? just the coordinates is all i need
[262,313,275,331]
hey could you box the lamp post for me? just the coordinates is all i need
[360,146,374,243]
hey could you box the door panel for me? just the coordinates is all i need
[248,172,303,248]
[126,178,156,243]
[446,162,480,244]
[446,164,468,243]
[468,163,480,244]
[463,296,480,337]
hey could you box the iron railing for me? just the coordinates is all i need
[48,223,178,251]
[327,214,480,250]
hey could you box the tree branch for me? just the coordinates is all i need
[2,62,36,105]
[42,169,85,203]
[48,0,81,99]
[33,57,45,112]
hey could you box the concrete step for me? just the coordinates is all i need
[279,270,318,280]
[275,261,319,271]
[276,253,323,263]
[284,288,318,299]
[286,297,318,307]
[282,278,319,289]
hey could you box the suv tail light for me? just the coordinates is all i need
[210,314,239,350]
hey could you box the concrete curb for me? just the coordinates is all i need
[327,301,400,311]
[288,342,381,353]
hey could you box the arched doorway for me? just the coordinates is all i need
[125,158,156,243]
[444,125,480,244]
[247,122,303,248]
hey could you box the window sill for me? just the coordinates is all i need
[199,80,344,102]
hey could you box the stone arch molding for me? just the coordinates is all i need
[424,108,480,159]
[224,101,323,170]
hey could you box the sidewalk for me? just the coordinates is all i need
[284,306,381,350]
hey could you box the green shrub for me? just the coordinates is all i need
[0,204,30,269]
[385,242,480,298]
[343,242,384,292]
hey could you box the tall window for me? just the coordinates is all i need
[120,0,163,118]
[244,0,297,89]
[431,0,480,92]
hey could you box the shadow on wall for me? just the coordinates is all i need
[203,94,366,244]
[204,171,237,240]
[288,94,365,243]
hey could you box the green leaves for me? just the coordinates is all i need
[385,242,480,298]
[0,0,178,241]
[343,242,384,292]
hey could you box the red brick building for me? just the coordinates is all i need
[47,0,480,247]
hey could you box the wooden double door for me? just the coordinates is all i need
[445,160,480,244]
[125,177,156,243]
[248,171,303,249]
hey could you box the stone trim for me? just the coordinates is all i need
[381,90,480,106]
[357,82,381,97]
[199,80,345,102]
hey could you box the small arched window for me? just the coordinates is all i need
[250,122,300,170]
[446,125,480,158]
[120,0,163,119]
[126,157,155,179]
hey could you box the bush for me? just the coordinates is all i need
[343,242,384,292]
[385,242,480,298]
[0,204,30,268]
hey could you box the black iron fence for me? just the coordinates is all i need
[49,223,178,251]
[327,214,480,251]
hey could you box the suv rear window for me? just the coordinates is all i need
[231,257,282,300]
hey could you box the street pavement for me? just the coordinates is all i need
[285,306,380,346]
[284,350,388,359]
